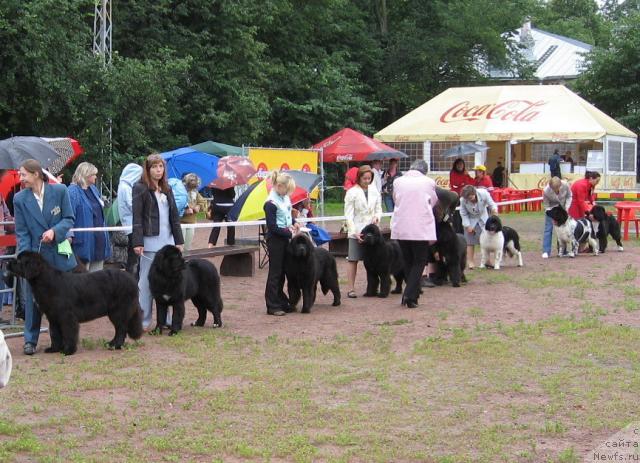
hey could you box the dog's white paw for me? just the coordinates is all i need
[494,265,500,270]
[618,246,624,252]
[567,252,575,258]
[479,264,486,269]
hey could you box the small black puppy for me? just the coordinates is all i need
[7,251,142,355]
[149,245,223,335]
[285,233,341,313]
[360,223,405,297]
[433,221,467,287]
[588,205,623,253]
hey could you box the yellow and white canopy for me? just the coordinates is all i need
[375,85,636,143]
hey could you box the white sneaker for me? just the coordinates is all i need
[541,252,549,259]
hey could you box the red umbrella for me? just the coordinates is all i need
[0,137,83,199]
[209,156,256,189]
[43,137,84,175]
[312,128,408,163]
[0,170,20,200]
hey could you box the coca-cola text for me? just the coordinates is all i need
[440,100,548,123]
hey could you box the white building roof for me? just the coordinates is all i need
[489,24,593,81]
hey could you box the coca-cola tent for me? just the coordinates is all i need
[374,85,635,142]
[313,128,407,162]
[374,85,637,189]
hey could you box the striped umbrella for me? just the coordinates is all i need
[228,170,321,222]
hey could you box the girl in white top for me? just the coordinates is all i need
[343,165,382,298]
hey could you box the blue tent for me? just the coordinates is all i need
[161,147,219,188]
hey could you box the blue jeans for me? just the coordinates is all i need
[383,194,394,212]
[22,279,41,346]
[542,213,554,254]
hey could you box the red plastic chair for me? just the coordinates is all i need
[502,189,527,213]
[526,189,543,212]
[490,189,505,213]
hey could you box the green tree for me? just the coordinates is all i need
[574,11,640,135]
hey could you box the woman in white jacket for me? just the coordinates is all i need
[459,185,498,269]
[343,165,382,298]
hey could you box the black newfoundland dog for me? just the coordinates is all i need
[588,205,623,253]
[149,245,223,335]
[360,223,405,297]
[433,221,467,287]
[7,251,143,355]
[285,233,341,313]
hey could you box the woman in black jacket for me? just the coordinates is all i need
[263,171,299,316]
[132,154,184,331]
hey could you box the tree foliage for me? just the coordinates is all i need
[0,0,635,185]
[574,11,640,135]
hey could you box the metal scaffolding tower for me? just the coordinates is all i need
[93,0,112,65]
[92,0,114,195]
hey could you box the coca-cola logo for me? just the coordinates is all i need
[537,177,550,189]
[336,154,353,161]
[435,177,450,188]
[440,100,548,123]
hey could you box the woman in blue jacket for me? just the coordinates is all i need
[68,162,111,271]
[14,159,77,355]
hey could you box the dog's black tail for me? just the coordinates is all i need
[128,303,144,340]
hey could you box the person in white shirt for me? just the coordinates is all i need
[370,160,383,193]
[343,165,382,298]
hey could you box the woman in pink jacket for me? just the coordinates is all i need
[391,160,438,308]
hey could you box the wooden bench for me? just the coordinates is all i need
[328,227,391,257]
[183,245,259,277]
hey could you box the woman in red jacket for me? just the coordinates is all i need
[449,158,473,195]
[568,171,600,219]
[449,158,473,233]
[473,165,494,189]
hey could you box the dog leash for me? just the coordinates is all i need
[139,253,154,263]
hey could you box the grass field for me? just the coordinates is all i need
[2,316,640,462]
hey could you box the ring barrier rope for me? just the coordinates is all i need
[18,195,542,233]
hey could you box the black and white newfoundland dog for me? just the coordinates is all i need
[546,206,599,257]
[285,233,341,313]
[433,220,467,287]
[588,205,623,253]
[7,251,143,355]
[149,245,224,335]
[360,223,405,297]
[479,216,524,269]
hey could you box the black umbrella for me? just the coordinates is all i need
[0,136,60,170]
[443,143,489,158]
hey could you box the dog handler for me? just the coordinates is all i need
[459,185,498,270]
[263,171,299,316]
[343,165,382,299]
[541,176,572,259]
[391,160,437,308]
[13,159,77,355]
[132,154,184,331]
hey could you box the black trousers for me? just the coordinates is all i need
[126,233,140,278]
[264,235,290,311]
[398,240,430,304]
[208,210,236,245]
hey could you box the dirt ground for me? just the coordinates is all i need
[2,211,639,461]
[3,212,638,355]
